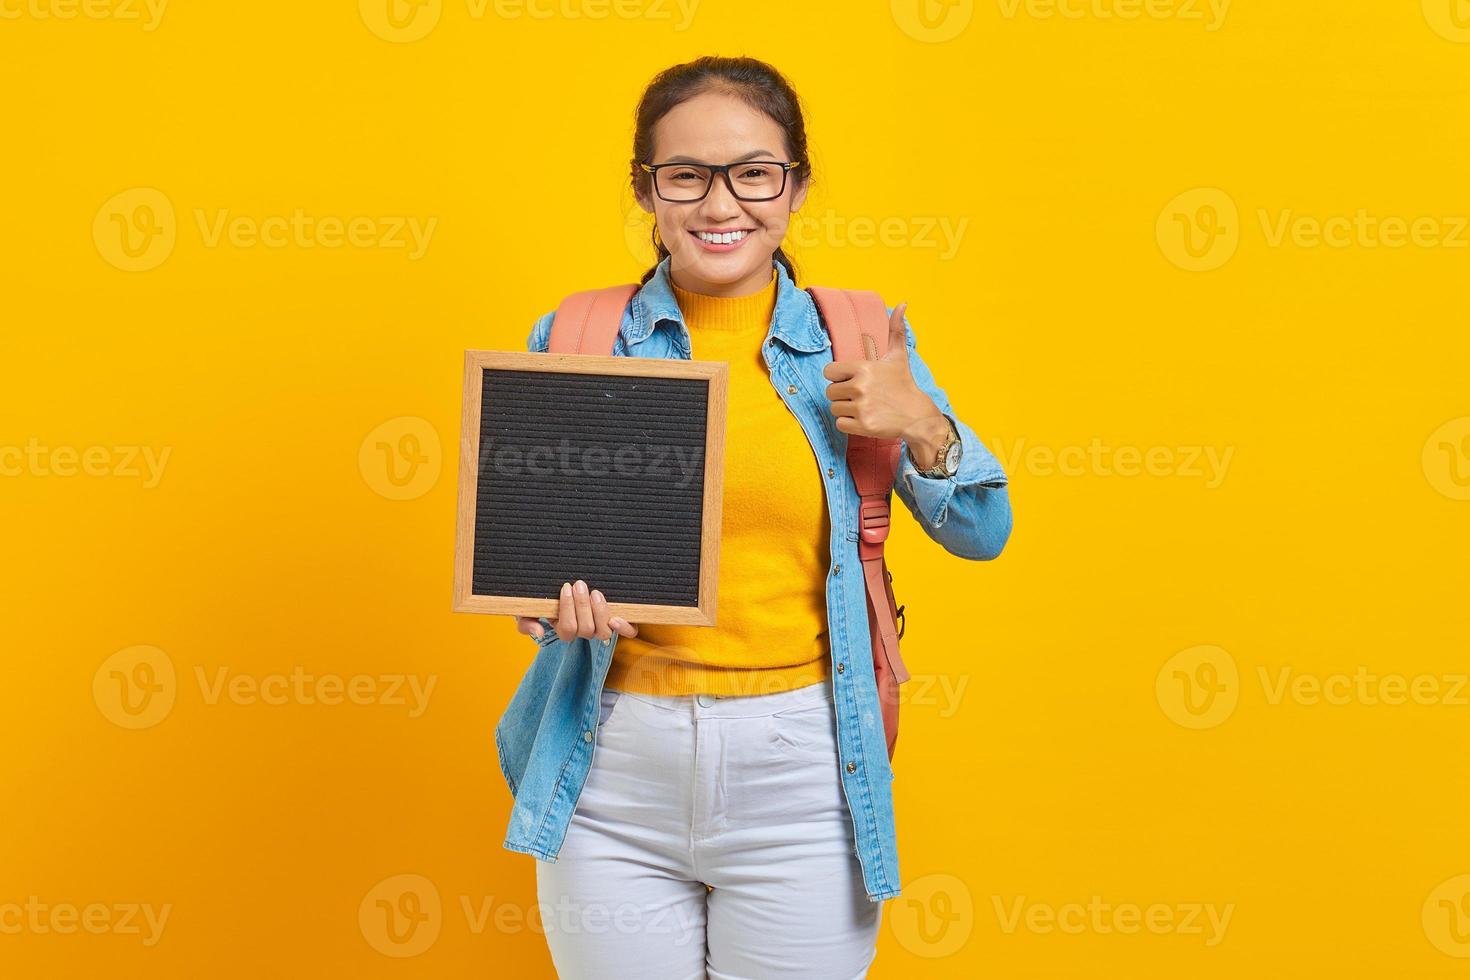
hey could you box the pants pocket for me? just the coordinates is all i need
[596,687,623,732]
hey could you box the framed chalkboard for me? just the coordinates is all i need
[454,350,727,626]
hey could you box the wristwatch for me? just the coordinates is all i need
[912,413,962,478]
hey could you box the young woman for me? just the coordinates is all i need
[498,56,1012,979]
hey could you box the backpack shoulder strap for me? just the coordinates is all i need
[806,286,910,687]
[806,286,904,500]
[548,284,639,355]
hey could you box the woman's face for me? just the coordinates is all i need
[636,90,808,298]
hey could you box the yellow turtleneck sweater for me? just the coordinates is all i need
[604,267,833,697]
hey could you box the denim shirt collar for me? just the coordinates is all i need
[626,255,832,354]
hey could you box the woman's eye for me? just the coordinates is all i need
[738,166,772,180]
[669,170,703,182]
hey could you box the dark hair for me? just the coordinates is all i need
[630,56,812,286]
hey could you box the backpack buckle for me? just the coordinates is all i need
[859,498,890,545]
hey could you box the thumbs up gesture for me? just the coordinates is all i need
[820,302,947,446]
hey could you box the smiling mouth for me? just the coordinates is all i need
[689,229,752,249]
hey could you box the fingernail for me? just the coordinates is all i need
[592,590,604,602]
[561,582,572,596]
[574,580,588,595]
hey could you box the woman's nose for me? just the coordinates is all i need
[701,174,743,217]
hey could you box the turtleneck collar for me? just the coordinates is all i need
[670,266,778,333]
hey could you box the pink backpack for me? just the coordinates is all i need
[547,284,912,761]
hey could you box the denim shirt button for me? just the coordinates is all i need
[846,761,857,773]
[786,384,797,394]
[837,662,845,673]
[583,730,593,742]
[833,564,841,575]
[826,467,835,478]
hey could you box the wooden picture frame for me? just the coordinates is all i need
[454,349,727,626]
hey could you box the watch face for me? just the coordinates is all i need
[943,441,962,474]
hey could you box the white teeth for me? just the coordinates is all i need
[697,230,746,244]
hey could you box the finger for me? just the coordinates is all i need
[571,579,595,637]
[608,616,639,638]
[556,582,577,640]
[515,616,543,640]
[883,303,909,359]
[827,399,858,418]
[590,589,614,641]
[824,379,857,402]
[822,360,860,382]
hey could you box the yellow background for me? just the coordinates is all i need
[4,0,1469,976]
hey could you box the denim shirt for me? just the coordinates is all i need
[494,255,1012,903]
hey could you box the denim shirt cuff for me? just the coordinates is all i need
[898,415,1007,529]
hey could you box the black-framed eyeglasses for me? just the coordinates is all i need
[639,159,801,203]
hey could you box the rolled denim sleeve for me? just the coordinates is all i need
[891,308,1013,561]
[526,310,555,354]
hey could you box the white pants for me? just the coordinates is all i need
[535,679,883,979]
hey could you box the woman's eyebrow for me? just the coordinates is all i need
[661,149,779,164]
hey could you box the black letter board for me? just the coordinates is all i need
[454,350,726,626]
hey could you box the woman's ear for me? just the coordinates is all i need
[790,176,809,213]
[635,187,655,214]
